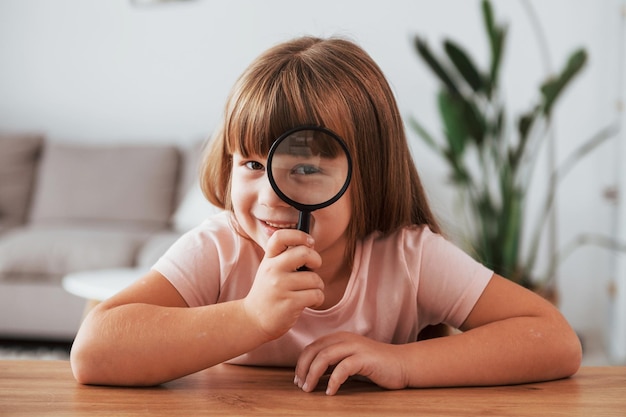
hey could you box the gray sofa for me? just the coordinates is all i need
[0,133,215,341]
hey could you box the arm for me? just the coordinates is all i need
[70,271,270,386]
[71,229,324,386]
[294,274,582,395]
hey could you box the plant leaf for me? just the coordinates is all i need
[540,48,587,116]
[512,106,539,169]
[444,148,472,185]
[482,0,506,97]
[482,0,496,46]
[407,115,442,153]
[444,40,484,93]
[438,90,467,156]
[518,112,534,140]
[462,98,487,146]
[474,191,498,269]
[500,185,523,279]
[495,105,505,137]
[414,36,462,97]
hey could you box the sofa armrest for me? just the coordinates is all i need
[0,133,44,228]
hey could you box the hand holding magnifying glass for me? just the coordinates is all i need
[267,126,353,270]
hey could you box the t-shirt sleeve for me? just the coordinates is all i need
[152,214,233,307]
[404,227,493,329]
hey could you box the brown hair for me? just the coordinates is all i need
[201,36,440,262]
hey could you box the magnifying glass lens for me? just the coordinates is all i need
[270,130,350,207]
[267,126,352,240]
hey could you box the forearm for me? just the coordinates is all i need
[401,316,582,388]
[71,300,269,386]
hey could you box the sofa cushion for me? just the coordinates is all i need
[29,142,180,229]
[0,133,44,228]
[0,225,152,284]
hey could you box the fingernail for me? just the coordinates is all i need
[293,375,300,387]
[307,236,315,246]
[302,382,309,392]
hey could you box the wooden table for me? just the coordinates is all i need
[1,361,625,416]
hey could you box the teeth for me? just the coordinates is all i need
[265,221,297,229]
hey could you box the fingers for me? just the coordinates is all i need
[271,268,322,291]
[265,229,321,271]
[295,334,337,382]
[295,333,357,395]
[286,276,325,309]
[326,358,361,396]
[243,229,325,340]
[295,333,406,395]
[264,229,315,258]
[294,357,358,396]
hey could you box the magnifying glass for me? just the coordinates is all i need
[267,125,353,235]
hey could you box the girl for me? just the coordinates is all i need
[70,36,581,395]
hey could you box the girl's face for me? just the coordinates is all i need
[230,152,352,264]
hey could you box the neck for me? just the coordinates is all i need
[312,236,353,310]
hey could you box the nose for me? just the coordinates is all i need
[259,174,289,208]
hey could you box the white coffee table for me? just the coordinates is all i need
[62,268,147,315]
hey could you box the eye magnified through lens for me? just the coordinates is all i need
[266,125,352,235]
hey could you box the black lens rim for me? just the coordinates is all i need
[266,125,353,212]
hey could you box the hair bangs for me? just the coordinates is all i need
[223,58,342,159]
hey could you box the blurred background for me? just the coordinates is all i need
[1,0,625,363]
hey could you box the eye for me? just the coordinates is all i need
[291,164,321,176]
[244,160,265,171]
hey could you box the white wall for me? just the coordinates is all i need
[609,0,626,362]
[1,0,624,349]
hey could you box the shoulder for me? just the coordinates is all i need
[362,224,488,278]
[367,225,493,329]
[183,211,241,247]
[365,224,441,254]
[153,211,260,306]
[158,211,254,267]
[355,225,442,282]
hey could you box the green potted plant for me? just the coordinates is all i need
[408,0,615,293]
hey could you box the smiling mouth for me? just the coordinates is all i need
[263,220,297,229]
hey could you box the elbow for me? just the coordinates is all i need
[69,306,128,386]
[70,340,129,386]
[561,331,583,378]
[70,330,168,387]
[70,316,115,386]
[542,306,583,380]
[70,357,91,385]
[528,314,583,382]
[69,306,108,385]
[543,321,583,380]
[70,337,102,385]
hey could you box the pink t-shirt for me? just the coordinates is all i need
[153,211,492,366]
